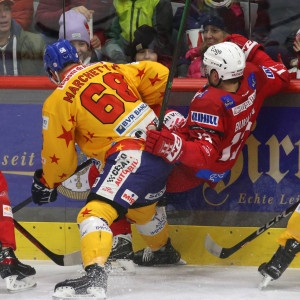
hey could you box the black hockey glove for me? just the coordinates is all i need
[31,169,58,205]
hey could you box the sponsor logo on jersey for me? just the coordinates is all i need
[261,66,275,79]
[136,207,167,235]
[232,90,256,116]
[80,218,111,238]
[42,116,49,130]
[145,186,166,200]
[195,169,230,182]
[58,65,86,89]
[221,95,236,109]
[3,204,12,218]
[148,208,167,235]
[121,189,138,205]
[100,186,114,195]
[114,102,150,135]
[100,152,141,200]
[191,112,219,127]
[247,72,257,90]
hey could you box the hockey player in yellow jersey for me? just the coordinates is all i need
[31,39,181,299]
[258,208,300,288]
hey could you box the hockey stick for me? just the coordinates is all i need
[205,200,300,258]
[62,0,66,39]
[12,158,93,214]
[14,219,82,266]
[157,0,192,130]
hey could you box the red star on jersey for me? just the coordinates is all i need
[68,115,76,125]
[81,208,92,217]
[136,68,145,79]
[87,132,95,139]
[59,173,67,179]
[50,154,60,164]
[149,73,161,86]
[57,126,73,147]
[83,135,92,143]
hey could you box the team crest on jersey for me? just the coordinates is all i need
[221,95,235,109]
[191,111,219,127]
[114,102,150,135]
[260,66,275,79]
[247,72,257,90]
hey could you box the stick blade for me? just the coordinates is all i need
[204,234,224,258]
[63,250,82,266]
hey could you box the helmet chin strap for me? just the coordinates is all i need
[50,71,61,85]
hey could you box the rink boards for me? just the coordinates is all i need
[1,78,300,267]
[14,222,300,267]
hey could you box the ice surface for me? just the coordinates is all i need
[1,261,300,300]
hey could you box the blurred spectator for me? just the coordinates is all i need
[173,0,245,35]
[0,0,45,76]
[249,0,292,68]
[35,0,116,45]
[285,29,300,79]
[185,14,229,78]
[173,0,245,77]
[11,0,33,31]
[102,0,173,64]
[58,10,103,64]
[131,25,172,68]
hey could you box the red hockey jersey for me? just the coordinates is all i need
[167,52,290,193]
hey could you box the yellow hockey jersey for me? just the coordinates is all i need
[41,61,169,188]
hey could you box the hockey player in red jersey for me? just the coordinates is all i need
[146,40,289,192]
[0,171,36,292]
[145,39,291,277]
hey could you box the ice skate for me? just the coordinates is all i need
[258,239,300,289]
[0,243,36,292]
[109,233,134,261]
[53,263,107,299]
[108,234,135,275]
[133,238,182,266]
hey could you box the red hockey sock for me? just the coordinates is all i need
[110,217,132,236]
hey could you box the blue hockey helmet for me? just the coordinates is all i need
[44,39,79,84]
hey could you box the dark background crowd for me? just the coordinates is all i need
[0,0,299,78]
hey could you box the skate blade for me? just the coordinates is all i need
[109,259,136,275]
[258,275,273,290]
[141,258,187,267]
[5,275,37,292]
[53,286,106,300]
[178,258,187,265]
